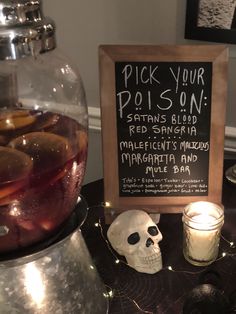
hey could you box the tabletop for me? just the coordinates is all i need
[81,159,236,314]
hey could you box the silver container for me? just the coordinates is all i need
[0,197,108,314]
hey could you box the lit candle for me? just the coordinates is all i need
[182,201,224,266]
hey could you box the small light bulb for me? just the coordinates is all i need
[167,266,173,271]
[94,222,99,227]
[230,242,234,247]
[103,290,113,298]
[105,201,111,208]
[115,259,120,264]
[222,252,227,257]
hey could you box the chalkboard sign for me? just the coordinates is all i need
[116,61,212,197]
[99,45,228,221]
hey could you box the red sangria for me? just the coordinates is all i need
[0,109,87,253]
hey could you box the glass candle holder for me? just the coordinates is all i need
[182,201,224,266]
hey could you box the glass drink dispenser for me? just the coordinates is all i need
[0,0,88,253]
[0,2,108,313]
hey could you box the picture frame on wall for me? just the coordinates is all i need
[185,0,236,44]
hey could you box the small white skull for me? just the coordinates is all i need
[107,210,163,274]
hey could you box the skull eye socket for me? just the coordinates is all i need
[148,226,159,236]
[127,232,140,245]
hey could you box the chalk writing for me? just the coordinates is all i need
[115,62,212,196]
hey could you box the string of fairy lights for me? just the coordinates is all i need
[88,203,236,313]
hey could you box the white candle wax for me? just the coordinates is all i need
[183,201,224,265]
[187,214,219,261]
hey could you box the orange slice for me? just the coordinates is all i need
[34,112,59,131]
[0,110,36,131]
[76,129,88,153]
[0,135,8,145]
[0,110,30,120]
[9,132,73,174]
[0,146,33,199]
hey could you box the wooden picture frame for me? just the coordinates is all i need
[185,0,236,44]
[99,45,228,222]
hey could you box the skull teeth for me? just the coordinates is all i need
[140,252,161,264]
